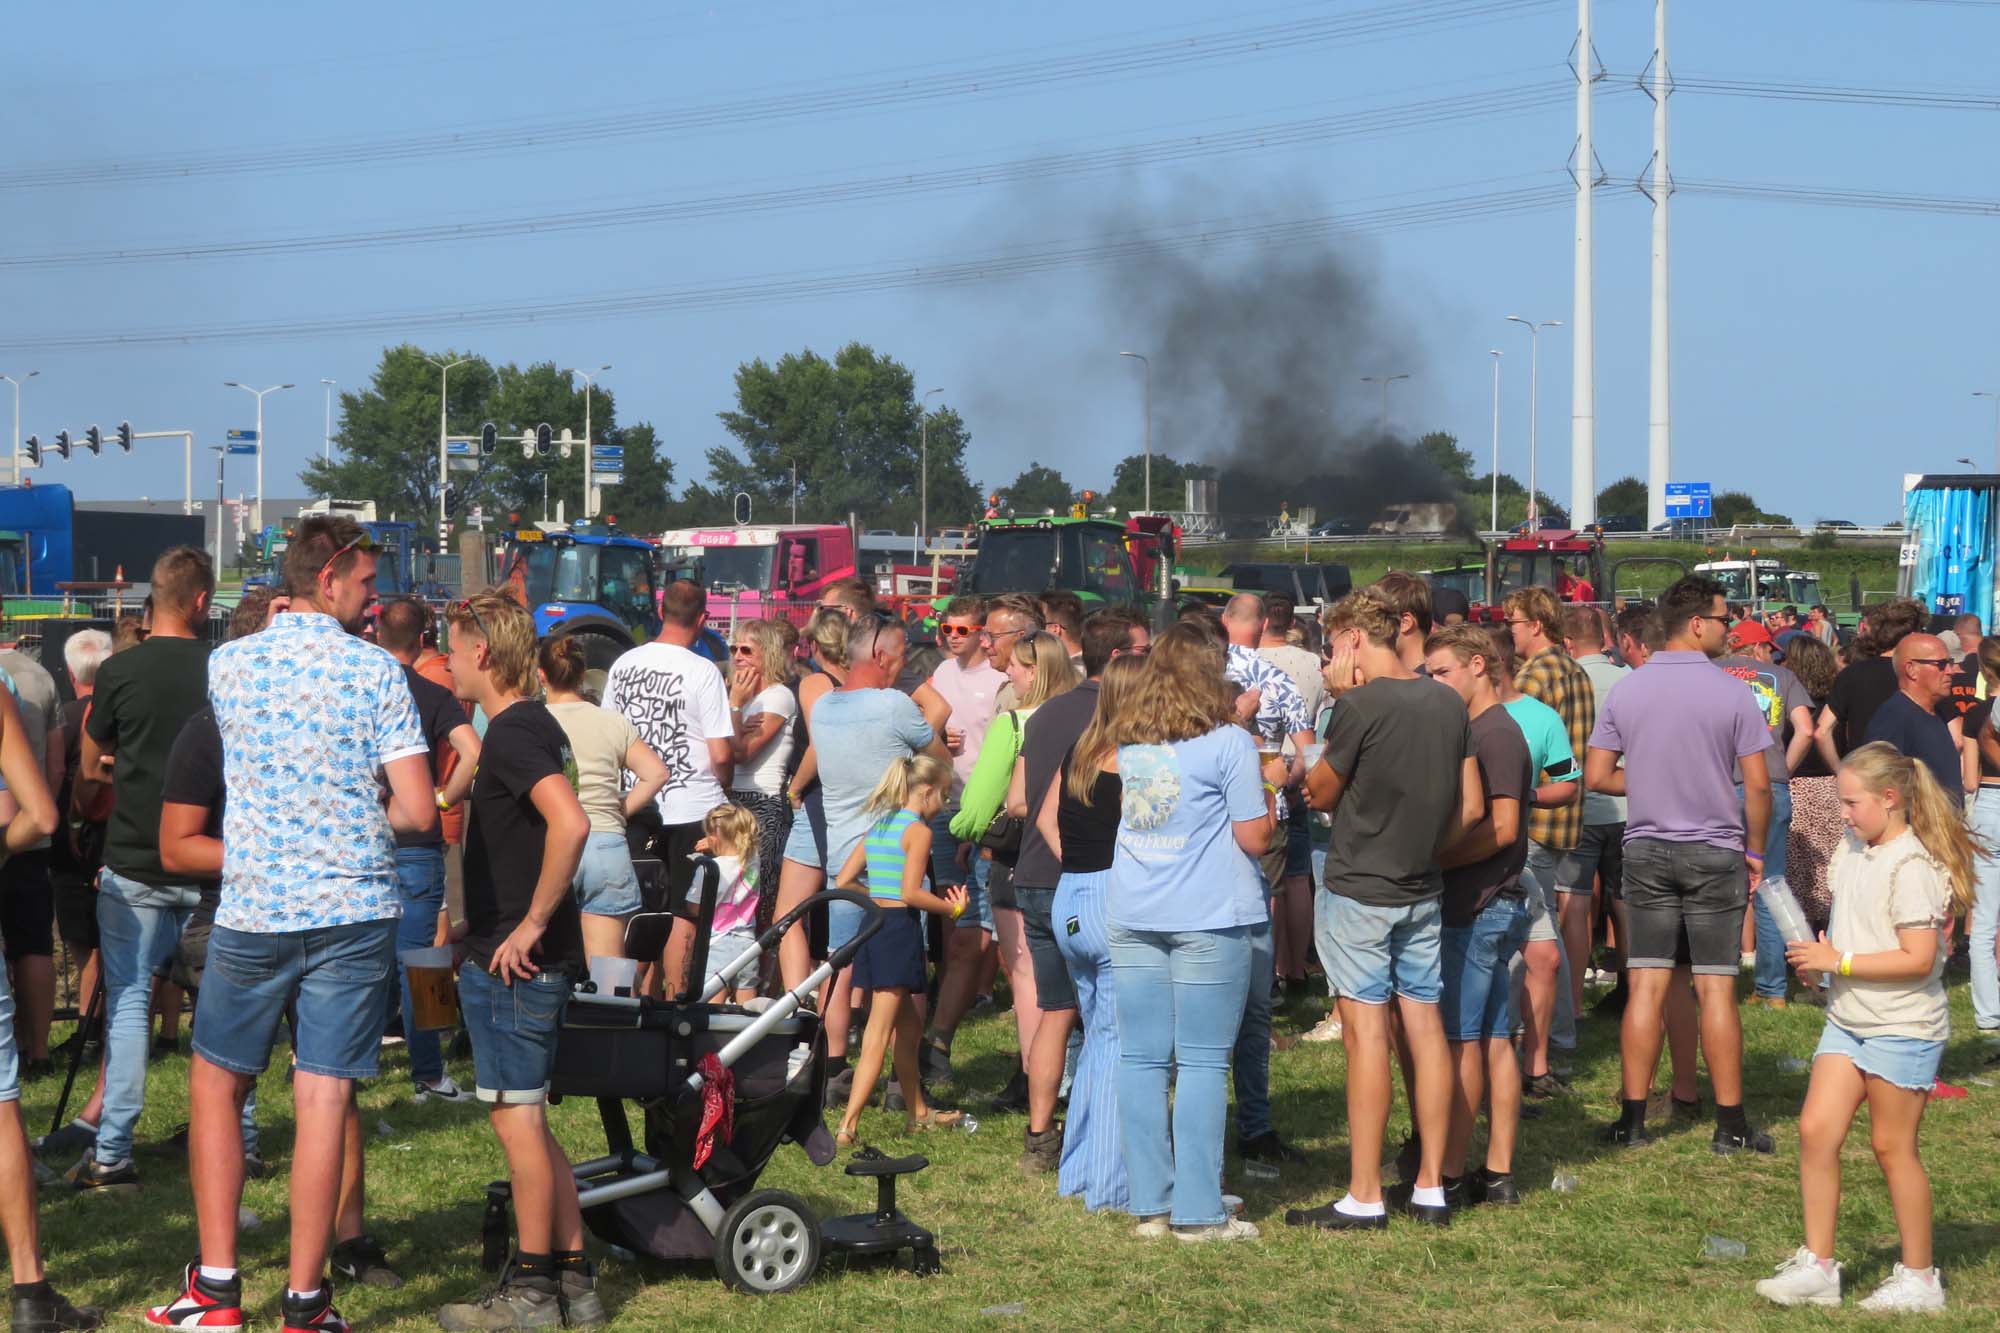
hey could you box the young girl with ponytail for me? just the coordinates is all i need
[1756,741,1978,1313]
[832,753,967,1144]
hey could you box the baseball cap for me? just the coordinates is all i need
[1728,620,1775,649]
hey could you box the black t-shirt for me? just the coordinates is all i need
[1791,694,1835,780]
[1013,682,1101,890]
[398,665,466,850]
[1861,690,1964,806]
[1441,704,1533,928]
[86,636,210,886]
[1825,655,1898,758]
[1055,751,1120,874]
[1321,675,1474,907]
[464,700,584,974]
[159,708,224,909]
[1936,660,1981,725]
[1968,698,2000,783]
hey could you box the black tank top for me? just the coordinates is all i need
[1056,752,1122,874]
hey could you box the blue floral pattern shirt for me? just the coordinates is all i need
[209,612,428,933]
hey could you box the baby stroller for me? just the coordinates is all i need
[479,857,941,1294]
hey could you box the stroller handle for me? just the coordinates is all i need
[693,888,883,1006]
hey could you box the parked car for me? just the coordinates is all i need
[1309,518,1363,537]
[1815,518,1858,531]
[1594,513,1643,533]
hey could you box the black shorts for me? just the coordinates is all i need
[1012,884,1077,1011]
[0,850,55,959]
[1622,837,1748,977]
[1558,823,1626,901]
[655,821,706,917]
[53,872,99,954]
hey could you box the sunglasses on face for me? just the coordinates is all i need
[731,644,758,656]
[940,624,978,638]
[1910,658,1954,670]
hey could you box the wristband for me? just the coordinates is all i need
[1263,782,1279,796]
[436,791,451,811]
[951,901,966,920]
[1839,951,1853,978]
[1744,851,1764,864]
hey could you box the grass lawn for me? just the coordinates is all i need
[22,973,2000,1330]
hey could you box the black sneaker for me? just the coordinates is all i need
[1596,1119,1649,1147]
[822,1065,854,1110]
[331,1234,404,1290]
[1591,983,1629,1017]
[990,1069,1030,1114]
[1384,1179,1457,1225]
[917,1039,954,1088]
[244,1150,269,1181]
[1467,1170,1520,1206]
[12,1282,102,1332]
[1391,1136,1420,1183]
[33,1121,97,1162]
[21,1057,54,1081]
[1284,1199,1387,1231]
[280,1281,350,1333]
[1712,1124,1775,1156]
[67,1156,139,1195]
[1524,1072,1571,1100]
[1237,1131,1308,1165]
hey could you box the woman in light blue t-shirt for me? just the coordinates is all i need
[1107,623,1280,1242]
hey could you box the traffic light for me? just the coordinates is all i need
[85,425,102,456]
[52,430,70,460]
[23,435,38,466]
[443,486,459,518]
[117,421,133,452]
[733,491,752,525]
[480,421,497,456]
[535,423,553,457]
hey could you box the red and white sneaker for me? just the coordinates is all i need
[146,1262,244,1330]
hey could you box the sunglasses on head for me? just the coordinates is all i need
[448,598,491,647]
[318,531,380,583]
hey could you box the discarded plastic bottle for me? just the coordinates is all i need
[1241,1160,1281,1183]
[1703,1236,1748,1260]
[958,1113,980,1135]
[1221,1193,1245,1217]
[1549,1169,1579,1194]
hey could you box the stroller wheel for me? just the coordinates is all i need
[715,1189,822,1294]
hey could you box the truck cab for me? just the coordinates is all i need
[960,516,1141,605]
[654,523,858,630]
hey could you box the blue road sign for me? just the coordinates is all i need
[446,440,473,457]
[227,428,258,442]
[226,443,258,456]
[1664,481,1712,519]
[591,445,624,460]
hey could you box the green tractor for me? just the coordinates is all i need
[953,510,1178,615]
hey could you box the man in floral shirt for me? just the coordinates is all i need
[148,517,437,1333]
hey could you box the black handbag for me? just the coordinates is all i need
[974,711,1025,862]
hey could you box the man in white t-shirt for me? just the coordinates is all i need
[602,582,735,998]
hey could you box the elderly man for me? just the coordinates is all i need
[1860,633,1964,803]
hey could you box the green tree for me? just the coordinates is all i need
[1596,475,1648,518]
[1713,490,1792,527]
[1417,431,1477,487]
[1104,452,1216,515]
[706,343,979,533]
[996,462,1077,515]
[300,344,675,533]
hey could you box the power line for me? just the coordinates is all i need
[1677,177,2000,216]
[0,80,1591,270]
[0,0,1561,191]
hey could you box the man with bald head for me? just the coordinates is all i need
[1861,633,1965,803]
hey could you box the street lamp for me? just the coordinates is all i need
[1505,317,1562,526]
[424,357,469,545]
[1360,373,1411,434]
[1119,351,1151,512]
[566,364,611,518]
[0,369,38,487]
[789,458,799,525]
[223,380,295,533]
[1976,390,2000,474]
[918,387,943,544]
[1956,457,1976,471]
[1487,351,1502,532]
[320,378,337,464]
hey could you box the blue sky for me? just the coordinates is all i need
[2,0,1993,525]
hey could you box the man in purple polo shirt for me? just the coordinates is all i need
[1585,576,1774,1156]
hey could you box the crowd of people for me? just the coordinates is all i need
[0,528,1989,1327]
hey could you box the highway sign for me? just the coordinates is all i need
[1664,481,1712,519]
[446,440,473,457]
[591,445,624,461]
[596,472,624,486]
[226,443,258,456]
[226,428,258,443]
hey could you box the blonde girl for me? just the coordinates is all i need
[724,618,799,940]
[694,804,763,1004]
[1756,742,1978,1313]
[833,754,967,1144]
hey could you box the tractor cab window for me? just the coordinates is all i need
[1069,526,1132,599]
[598,545,657,630]
[968,529,1057,595]
[525,541,597,605]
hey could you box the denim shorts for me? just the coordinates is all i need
[194,920,398,1080]
[827,895,864,953]
[1324,894,1443,1006]
[780,787,828,870]
[1521,847,1562,945]
[1815,1020,1944,1092]
[1440,895,1531,1041]
[0,964,19,1103]
[1558,822,1625,901]
[458,962,572,1104]
[575,830,642,917]
[1016,884,1077,1011]
[1623,836,1749,976]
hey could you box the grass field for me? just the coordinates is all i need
[21,969,2000,1330]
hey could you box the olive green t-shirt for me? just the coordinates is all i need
[86,635,210,886]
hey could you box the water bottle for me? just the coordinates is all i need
[958,1113,980,1135]
[1703,1236,1748,1260]
[1549,1169,1579,1194]
[1760,876,1828,986]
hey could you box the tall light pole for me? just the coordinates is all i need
[567,364,611,519]
[319,378,337,464]
[224,380,294,533]
[0,370,37,487]
[1360,373,1410,434]
[790,459,799,525]
[1641,0,1674,528]
[1976,391,2000,474]
[1488,351,1503,532]
[424,357,469,546]
[1570,0,1601,527]
[1507,317,1562,527]
[918,387,943,543]
[1119,351,1151,512]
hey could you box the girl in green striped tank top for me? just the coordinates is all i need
[832,754,968,1143]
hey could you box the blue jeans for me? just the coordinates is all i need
[1741,783,1795,999]
[1108,922,1252,1226]
[1441,896,1532,1042]
[194,921,397,1080]
[392,847,447,1085]
[1969,787,2000,1030]
[458,963,571,1104]
[1052,870,1125,1212]
[1231,912,1275,1140]
[95,870,199,1166]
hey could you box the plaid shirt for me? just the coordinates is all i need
[1515,645,1596,851]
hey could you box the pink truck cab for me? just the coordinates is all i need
[655,523,857,629]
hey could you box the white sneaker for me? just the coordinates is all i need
[1858,1264,1946,1313]
[1755,1248,1842,1307]
[1132,1215,1169,1239]
[1171,1217,1259,1243]
[413,1075,470,1104]
[1302,1013,1344,1044]
[1740,951,1757,971]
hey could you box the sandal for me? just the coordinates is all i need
[905,1108,964,1133]
[835,1126,858,1147]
